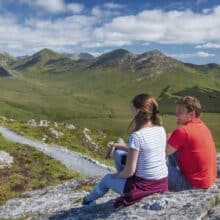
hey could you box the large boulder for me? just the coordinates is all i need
[0,178,220,219]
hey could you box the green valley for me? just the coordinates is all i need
[0,48,219,147]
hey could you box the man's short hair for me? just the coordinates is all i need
[176,96,202,117]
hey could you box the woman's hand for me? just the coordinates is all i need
[105,142,128,159]
[105,144,115,159]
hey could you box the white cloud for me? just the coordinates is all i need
[91,6,103,17]
[89,6,220,47]
[202,8,212,14]
[103,3,125,9]
[19,0,65,13]
[18,0,84,14]
[1,4,220,56]
[168,51,215,59]
[196,42,220,48]
[168,53,196,59]
[89,52,103,57]
[0,14,96,55]
[67,3,84,13]
[196,51,215,57]
[91,5,121,18]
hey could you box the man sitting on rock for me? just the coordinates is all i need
[166,96,217,191]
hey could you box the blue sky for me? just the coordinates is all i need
[0,0,220,64]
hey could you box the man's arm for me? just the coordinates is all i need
[166,129,186,156]
[166,144,177,156]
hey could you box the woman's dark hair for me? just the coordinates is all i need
[128,93,162,132]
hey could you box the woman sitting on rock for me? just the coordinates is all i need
[83,93,168,207]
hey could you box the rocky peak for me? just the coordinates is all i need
[0,65,13,77]
[0,51,15,66]
[133,50,180,78]
[33,48,60,60]
[89,48,134,68]
[62,52,94,61]
[135,49,176,64]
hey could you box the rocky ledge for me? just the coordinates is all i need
[0,177,220,220]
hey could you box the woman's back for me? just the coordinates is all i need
[129,126,168,180]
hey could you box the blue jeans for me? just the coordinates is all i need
[168,152,192,191]
[85,150,127,202]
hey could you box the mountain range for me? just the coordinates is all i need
[0,48,219,126]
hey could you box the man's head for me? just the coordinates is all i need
[175,96,202,125]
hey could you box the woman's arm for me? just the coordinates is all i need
[113,148,139,178]
[105,143,128,159]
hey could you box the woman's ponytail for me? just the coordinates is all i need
[128,94,162,132]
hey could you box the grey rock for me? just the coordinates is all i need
[49,128,64,139]
[204,203,220,220]
[65,124,76,130]
[0,178,220,220]
[83,128,98,150]
[39,120,49,127]
[117,137,126,144]
[0,151,14,168]
[27,119,38,127]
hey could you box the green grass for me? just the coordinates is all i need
[0,56,219,155]
[0,60,220,121]
[0,134,83,205]
[0,119,118,167]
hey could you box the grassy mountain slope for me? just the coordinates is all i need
[0,48,219,140]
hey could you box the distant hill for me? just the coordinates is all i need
[89,49,134,69]
[12,48,62,70]
[0,51,15,66]
[0,48,219,126]
[5,47,220,78]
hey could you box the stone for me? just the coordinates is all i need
[0,151,14,169]
[41,135,48,143]
[65,124,76,130]
[27,119,38,127]
[49,128,64,139]
[82,128,98,150]
[117,137,126,144]
[1,181,220,220]
[39,120,49,127]
[83,128,90,132]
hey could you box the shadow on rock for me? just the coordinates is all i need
[49,199,121,220]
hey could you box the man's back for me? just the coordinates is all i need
[168,118,216,188]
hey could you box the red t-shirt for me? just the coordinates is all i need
[168,118,216,188]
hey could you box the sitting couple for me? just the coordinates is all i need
[83,94,217,207]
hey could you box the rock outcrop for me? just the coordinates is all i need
[0,151,14,169]
[83,128,99,150]
[0,178,220,219]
